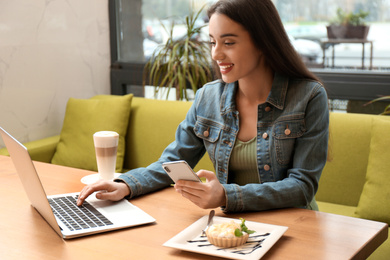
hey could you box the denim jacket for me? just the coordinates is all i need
[117,73,329,212]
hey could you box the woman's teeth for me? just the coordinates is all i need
[220,64,234,69]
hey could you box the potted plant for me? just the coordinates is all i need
[327,8,370,39]
[143,5,213,101]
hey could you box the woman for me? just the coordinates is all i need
[77,0,329,212]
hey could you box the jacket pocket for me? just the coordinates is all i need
[273,118,305,165]
[194,119,222,165]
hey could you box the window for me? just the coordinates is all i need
[110,0,209,99]
[275,0,390,71]
[109,0,390,110]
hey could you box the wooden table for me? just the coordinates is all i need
[0,155,387,259]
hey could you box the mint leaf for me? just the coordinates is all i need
[238,218,255,235]
[234,228,243,237]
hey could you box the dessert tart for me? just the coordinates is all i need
[206,218,255,248]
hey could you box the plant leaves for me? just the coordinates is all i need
[143,3,212,100]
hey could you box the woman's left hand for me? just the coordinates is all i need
[174,170,226,209]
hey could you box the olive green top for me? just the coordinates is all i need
[228,137,259,185]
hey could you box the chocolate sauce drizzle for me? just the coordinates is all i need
[187,233,271,255]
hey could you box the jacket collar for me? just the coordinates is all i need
[266,72,288,110]
[220,72,288,114]
[220,81,237,115]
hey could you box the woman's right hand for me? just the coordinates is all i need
[174,170,226,209]
[77,180,130,206]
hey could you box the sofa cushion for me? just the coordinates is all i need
[122,97,215,172]
[316,113,373,206]
[355,117,390,225]
[51,94,133,172]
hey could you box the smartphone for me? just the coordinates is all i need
[162,160,201,183]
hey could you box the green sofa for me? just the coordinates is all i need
[1,96,389,258]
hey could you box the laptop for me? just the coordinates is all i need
[0,127,156,239]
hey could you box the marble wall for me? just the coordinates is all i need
[0,0,110,148]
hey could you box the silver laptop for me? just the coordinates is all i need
[0,127,155,239]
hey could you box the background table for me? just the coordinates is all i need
[321,39,374,70]
[0,155,387,259]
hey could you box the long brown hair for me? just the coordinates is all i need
[207,0,319,82]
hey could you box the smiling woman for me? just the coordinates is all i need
[207,0,318,83]
[208,13,265,87]
[81,0,330,215]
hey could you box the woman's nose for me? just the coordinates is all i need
[211,44,224,61]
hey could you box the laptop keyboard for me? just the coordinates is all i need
[48,196,113,231]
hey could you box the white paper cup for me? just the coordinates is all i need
[93,131,119,181]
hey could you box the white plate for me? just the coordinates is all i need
[164,215,288,260]
[81,173,121,184]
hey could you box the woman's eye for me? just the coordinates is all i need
[208,41,235,47]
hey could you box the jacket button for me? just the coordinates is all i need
[262,132,268,139]
[284,128,291,136]
[265,106,271,112]
[264,164,270,171]
[223,140,233,147]
[203,130,209,137]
